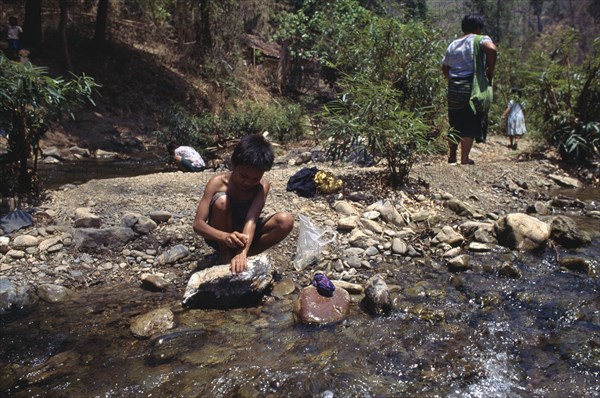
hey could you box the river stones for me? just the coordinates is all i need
[73,227,136,250]
[0,278,37,313]
[550,215,592,248]
[36,284,75,303]
[182,253,273,308]
[363,274,392,315]
[494,213,550,251]
[293,285,350,325]
[130,307,175,339]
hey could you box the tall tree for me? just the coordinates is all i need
[94,0,109,47]
[23,0,43,49]
[59,0,73,71]
[530,0,544,32]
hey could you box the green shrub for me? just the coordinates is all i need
[318,76,433,186]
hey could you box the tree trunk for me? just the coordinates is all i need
[196,0,213,59]
[59,0,73,72]
[94,0,109,47]
[23,0,43,49]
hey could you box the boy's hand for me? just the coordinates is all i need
[223,231,249,249]
[230,251,248,274]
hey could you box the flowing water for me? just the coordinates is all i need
[1,167,599,397]
[1,233,599,397]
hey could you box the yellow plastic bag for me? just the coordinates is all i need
[314,170,343,194]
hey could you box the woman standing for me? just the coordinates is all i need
[442,14,497,165]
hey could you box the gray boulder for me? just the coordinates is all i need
[494,213,550,251]
[550,215,592,248]
[182,253,273,308]
[73,227,136,250]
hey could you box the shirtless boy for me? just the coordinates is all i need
[193,134,294,274]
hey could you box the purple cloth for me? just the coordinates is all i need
[312,273,335,297]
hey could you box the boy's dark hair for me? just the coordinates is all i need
[167,141,178,155]
[9,16,18,25]
[231,134,274,171]
[461,14,485,34]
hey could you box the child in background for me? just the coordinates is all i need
[193,134,294,274]
[502,88,527,149]
[7,16,22,61]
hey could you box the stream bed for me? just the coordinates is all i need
[1,236,599,397]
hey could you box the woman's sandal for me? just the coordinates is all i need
[448,157,457,164]
[461,159,475,165]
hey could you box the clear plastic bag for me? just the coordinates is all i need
[293,214,337,271]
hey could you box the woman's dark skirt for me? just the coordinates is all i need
[447,77,486,143]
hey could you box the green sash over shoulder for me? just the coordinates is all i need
[469,35,493,114]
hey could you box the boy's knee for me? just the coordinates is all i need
[275,212,294,234]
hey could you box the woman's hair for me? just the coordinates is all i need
[461,14,485,34]
[231,134,274,171]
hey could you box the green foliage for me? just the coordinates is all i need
[526,30,600,162]
[0,54,98,195]
[318,75,432,185]
[155,101,306,157]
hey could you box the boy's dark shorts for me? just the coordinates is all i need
[204,192,272,253]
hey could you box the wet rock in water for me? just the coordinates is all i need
[74,227,136,250]
[431,226,464,247]
[141,274,170,291]
[363,275,392,315]
[498,261,522,278]
[157,244,190,265]
[122,212,158,235]
[559,257,593,275]
[0,278,37,313]
[73,207,102,228]
[271,278,296,298]
[36,284,75,303]
[550,216,592,248]
[22,350,81,384]
[293,285,350,325]
[447,254,471,272]
[130,307,175,339]
[182,253,273,308]
[494,213,550,251]
[149,210,173,223]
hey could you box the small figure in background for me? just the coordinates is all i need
[7,16,22,61]
[502,88,526,149]
[167,142,206,172]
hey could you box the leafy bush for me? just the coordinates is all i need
[0,54,98,195]
[318,76,432,186]
[155,101,307,156]
[526,29,600,163]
